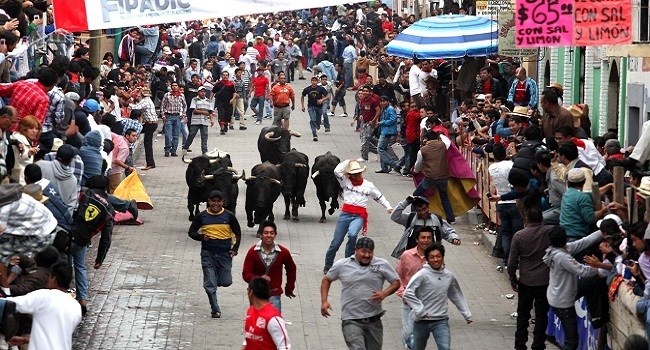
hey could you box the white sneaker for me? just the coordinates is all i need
[255,121,261,125]
[339,113,348,117]
[327,112,334,116]
[356,157,367,163]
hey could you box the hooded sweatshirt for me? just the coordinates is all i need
[79,130,104,185]
[403,264,472,322]
[37,160,78,215]
[542,230,602,308]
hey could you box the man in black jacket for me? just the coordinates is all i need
[0,106,17,181]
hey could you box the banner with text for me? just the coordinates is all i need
[498,11,538,56]
[515,0,574,47]
[476,0,514,19]
[53,0,364,32]
[574,0,632,46]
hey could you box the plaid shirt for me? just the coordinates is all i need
[43,152,84,193]
[119,117,143,150]
[160,92,187,117]
[44,87,65,133]
[0,80,50,132]
[129,97,158,123]
[0,193,57,237]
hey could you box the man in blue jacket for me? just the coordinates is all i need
[376,95,400,174]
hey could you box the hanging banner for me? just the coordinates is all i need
[574,0,632,46]
[498,11,538,56]
[476,0,514,19]
[515,0,574,47]
[53,0,365,32]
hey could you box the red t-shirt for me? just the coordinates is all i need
[381,21,394,33]
[244,303,289,350]
[405,110,422,144]
[514,81,527,103]
[482,79,491,94]
[359,96,379,123]
[252,75,270,97]
[230,41,246,61]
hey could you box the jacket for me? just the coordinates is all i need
[242,243,297,297]
[79,130,104,186]
[9,266,50,296]
[543,231,601,308]
[507,77,538,108]
[378,105,398,136]
[404,264,472,322]
[391,199,458,249]
[37,160,78,215]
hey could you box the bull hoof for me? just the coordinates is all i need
[247,222,254,228]
[283,214,290,220]
[292,216,299,221]
[319,217,326,223]
[328,208,336,215]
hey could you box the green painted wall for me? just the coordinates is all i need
[592,67,601,137]
[557,47,565,84]
[573,49,581,103]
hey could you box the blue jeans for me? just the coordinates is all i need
[163,115,181,154]
[308,106,322,137]
[413,178,455,222]
[180,117,188,146]
[322,101,331,129]
[265,99,272,118]
[496,203,524,266]
[402,303,414,349]
[344,62,354,88]
[551,306,579,350]
[378,134,398,171]
[251,96,265,122]
[185,125,209,154]
[134,45,154,65]
[412,319,451,350]
[269,295,282,313]
[68,243,88,300]
[324,212,364,268]
[200,249,233,314]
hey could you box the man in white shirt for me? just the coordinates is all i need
[2,262,82,349]
[409,57,425,108]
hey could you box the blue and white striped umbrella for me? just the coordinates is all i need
[386,15,498,59]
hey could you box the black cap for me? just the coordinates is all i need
[380,95,390,101]
[209,190,224,199]
[412,196,429,206]
[355,237,375,250]
[55,144,76,164]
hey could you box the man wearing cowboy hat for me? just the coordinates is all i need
[507,67,538,109]
[540,89,573,151]
[496,106,528,138]
[546,82,564,105]
[566,105,588,139]
[129,87,158,170]
[323,159,393,274]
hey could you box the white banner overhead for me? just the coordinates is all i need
[53,0,365,32]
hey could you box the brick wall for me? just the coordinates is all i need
[608,283,645,349]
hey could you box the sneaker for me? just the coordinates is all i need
[229,125,234,130]
[170,153,178,157]
[339,113,348,117]
[239,126,247,130]
[79,299,88,316]
[255,121,261,125]
[317,125,321,130]
[393,165,402,174]
[375,169,390,173]
[313,137,318,142]
[327,112,334,116]
[164,153,170,157]
[186,148,192,153]
[299,77,306,80]
[325,128,331,132]
[356,158,367,162]
[220,131,226,135]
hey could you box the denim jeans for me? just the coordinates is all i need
[377,134,398,171]
[402,302,414,349]
[636,295,650,344]
[496,203,524,266]
[251,96,265,122]
[185,125,209,154]
[180,117,188,146]
[265,99,272,118]
[68,243,88,300]
[134,45,154,65]
[412,319,451,350]
[413,178,455,222]
[269,295,282,313]
[324,212,364,268]
[321,101,331,129]
[344,62,354,88]
[551,306,579,350]
[341,319,383,350]
[163,115,181,154]
[201,249,233,314]
[308,106,322,137]
[515,283,549,350]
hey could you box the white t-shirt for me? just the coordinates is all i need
[9,289,82,350]
[488,160,516,204]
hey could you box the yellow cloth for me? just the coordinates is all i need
[427,178,480,218]
[113,172,154,210]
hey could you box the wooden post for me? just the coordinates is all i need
[592,183,601,210]
[89,30,103,91]
[613,166,625,204]
[627,187,637,224]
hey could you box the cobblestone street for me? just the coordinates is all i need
[73,78,540,350]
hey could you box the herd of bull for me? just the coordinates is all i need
[184,126,344,230]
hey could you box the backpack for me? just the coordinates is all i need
[391,212,444,259]
[70,189,113,246]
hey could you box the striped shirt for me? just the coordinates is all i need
[189,97,213,126]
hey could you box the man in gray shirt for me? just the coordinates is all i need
[135,26,159,65]
[321,237,400,350]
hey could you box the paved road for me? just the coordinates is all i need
[72,77,542,349]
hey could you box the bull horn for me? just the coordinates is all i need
[182,155,192,164]
[200,170,214,180]
[244,175,256,181]
[295,163,307,168]
[270,178,282,185]
[233,170,245,180]
[227,167,237,173]
[311,170,320,179]
[209,158,219,164]
[288,130,301,137]
[265,132,281,141]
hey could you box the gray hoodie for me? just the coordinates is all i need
[542,230,602,308]
[37,160,77,215]
[403,264,472,322]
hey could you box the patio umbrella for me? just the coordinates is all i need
[386,15,498,59]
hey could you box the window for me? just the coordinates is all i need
[640,0,649,42]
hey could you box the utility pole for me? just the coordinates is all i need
[89,30,103,90]
[414,0,420,19]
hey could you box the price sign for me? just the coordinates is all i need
[515,0,574,47]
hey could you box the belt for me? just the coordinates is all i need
[166,113,180,116]
[383,134,396,137]
[275,104,289,108]
[350,313,383,323]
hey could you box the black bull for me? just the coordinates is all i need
[257,126,301,164]
[278,149,309,221]
[184,154,243,221]
[311,151,342,223]
[244,162,282,228]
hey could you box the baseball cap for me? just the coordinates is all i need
[412,196,429,206]
[380,95,390,101]
[209,190,224,200]
[55,144,76,164]
[597,214,624,230]
[82,99,100,113]
[355,237,375,250]
[198,86,206,91]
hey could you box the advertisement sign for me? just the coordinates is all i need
[515,0,574,47]
[574,0,632,46]
[476,0,514,18]
[498,11,538,56]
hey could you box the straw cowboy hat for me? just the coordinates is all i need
[507,106,528,118]
[547,82,563,93]
[344,160,367,175]
[51,138,64,152]
[566,105,583,127]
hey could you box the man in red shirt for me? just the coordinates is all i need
[353,86,380,162]
[381,14,393,33]
[242,220,296,312]
[0,68,57,132]
[243,277,291,350]
[254,36,269,62]
[230,35,246,62]
[250,66,270,125]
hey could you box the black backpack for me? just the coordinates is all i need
[70,189,112,246]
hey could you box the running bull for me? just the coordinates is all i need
[277,149,309,221]
[244,162,282,228]
[311,151,342,223]
[257,126,301,164]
